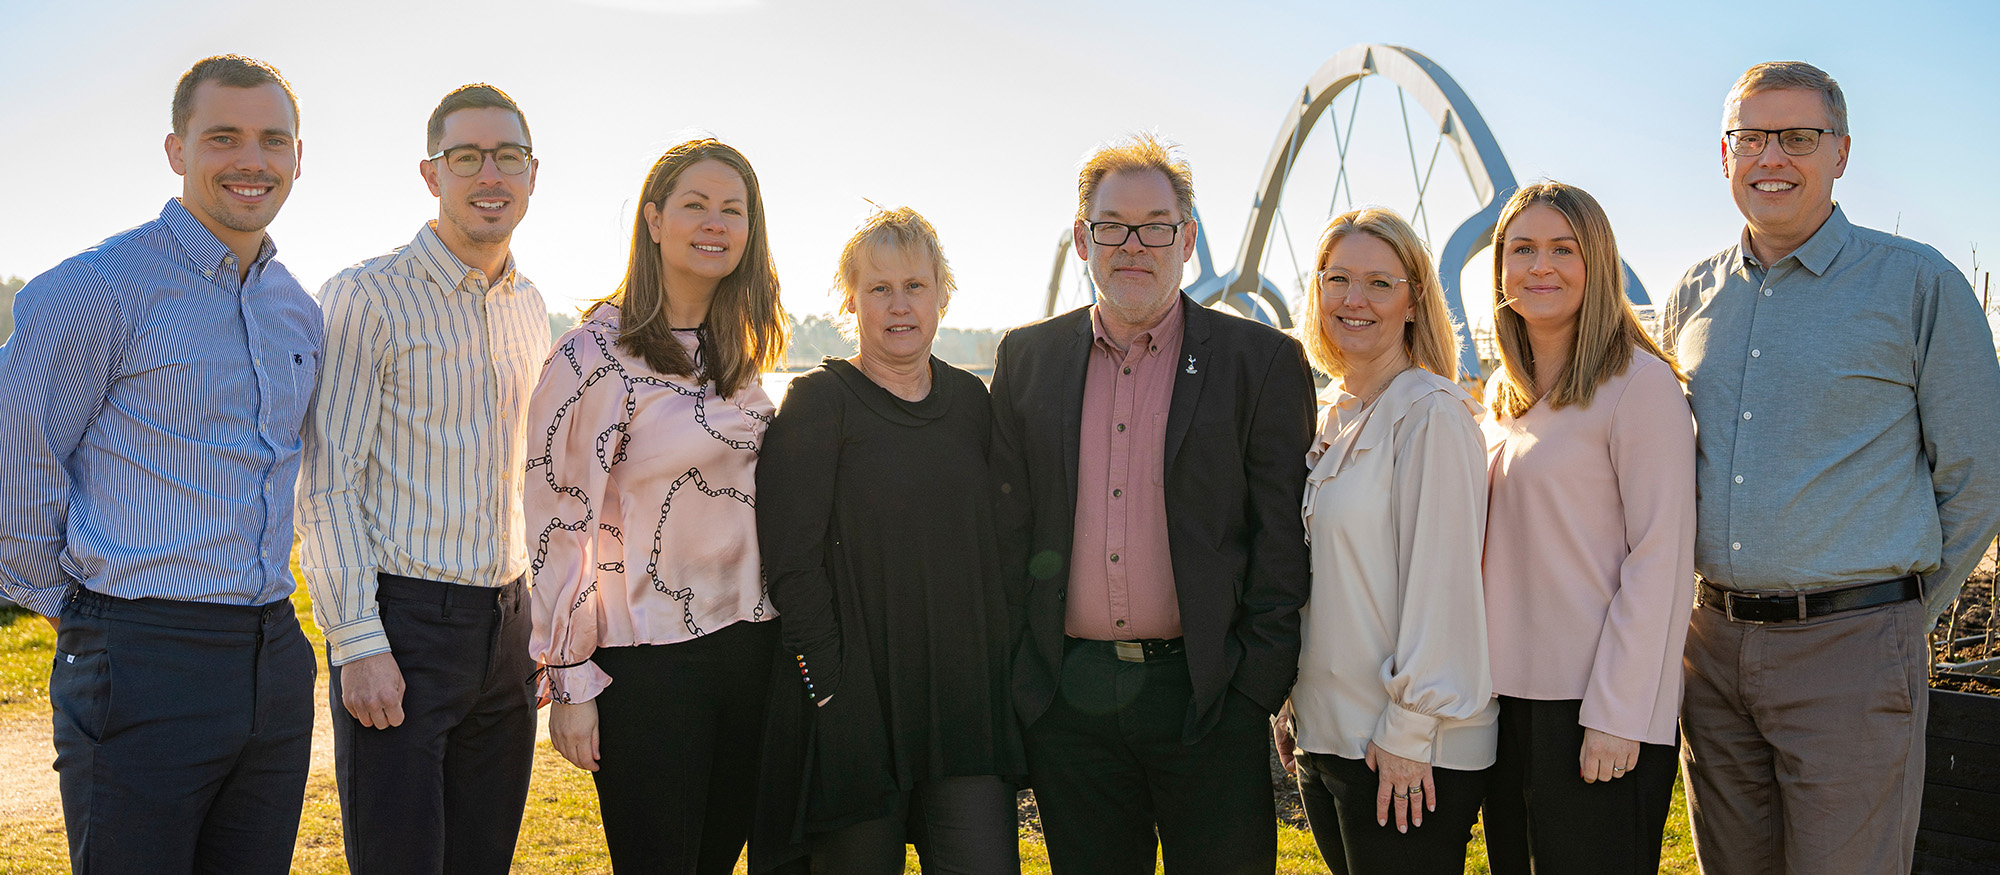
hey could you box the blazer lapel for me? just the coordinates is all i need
[1060,314,1091,503]
[1163,296,1209,467]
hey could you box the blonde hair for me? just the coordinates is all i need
[1076,132,1194,221]
[1488,182,1682,418]
[1299,207,1460,381]
[1725,61,1848,136]
[832,205,956,341]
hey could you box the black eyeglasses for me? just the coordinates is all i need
[427,144,533,177]
[1087,220,1188,248]
[1725,128,1836,158]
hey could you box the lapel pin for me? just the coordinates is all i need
[1185,355,1199,375]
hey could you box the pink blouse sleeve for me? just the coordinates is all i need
[526,327,623,704]
[1580,358,1697,744]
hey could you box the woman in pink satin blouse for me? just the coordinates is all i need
[1479,181,1696,875]
[526,138,789,875]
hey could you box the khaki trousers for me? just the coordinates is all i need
[1679,598,1928,875]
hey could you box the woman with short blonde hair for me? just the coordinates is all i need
[759,205,1023,874]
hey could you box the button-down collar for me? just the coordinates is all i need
[1089,299,1185,360]
[1736,203,1854,278]
[161,198,276,287]
[412,220,516,296]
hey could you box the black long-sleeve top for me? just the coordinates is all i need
[756,357,1024,831]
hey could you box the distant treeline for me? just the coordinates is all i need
[1,281,1012,370]
[545,310,1004,371]
[1,275,24,344]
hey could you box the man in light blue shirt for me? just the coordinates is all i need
[0,55,322,874]
[1661,61,2000,875]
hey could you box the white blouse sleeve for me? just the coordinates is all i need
[1373,392,1495,763]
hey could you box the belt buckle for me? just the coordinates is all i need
[1722,590,1806,623]
[1114,641,1145,663]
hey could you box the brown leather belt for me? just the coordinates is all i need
[1696,575,1920,624]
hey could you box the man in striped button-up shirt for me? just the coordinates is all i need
[0,56,321,874]
[296,84,552,875]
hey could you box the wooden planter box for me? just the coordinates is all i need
[1914,682,2000,874]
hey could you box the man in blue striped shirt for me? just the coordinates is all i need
[0,55,321,874]
[296,84,551,874]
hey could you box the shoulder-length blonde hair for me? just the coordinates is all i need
[1488,181,1681,418]
[591,138,787,398]
[1299,206,1460,381]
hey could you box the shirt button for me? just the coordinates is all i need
[1763,289,1773,297]
[1110,553,1120,563]
[1122,367,1132,375]
[1731,542,1742,551]
[1116,619,1127,628]
[1734,475,1744,484]
[1751,349,1761,358]
[1117,423,1126,432]
[1112,488,1122,498]
[1742,411,1752,420]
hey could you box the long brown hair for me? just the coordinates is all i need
[1488,181,1680,418]
[595,139,787,398]
[1299,206,1461,381]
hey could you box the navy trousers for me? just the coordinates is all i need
[51,587,315,875]
[330,574,536,875]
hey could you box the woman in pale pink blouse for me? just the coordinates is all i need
[526,139,789,875]
[1479,181,1695,875]
[1273,207,1497,875]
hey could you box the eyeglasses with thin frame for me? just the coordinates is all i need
[1724,128,1836,158]
[1318,268,1412,303]
[1087,220,1189,248]
[428,144,534,178]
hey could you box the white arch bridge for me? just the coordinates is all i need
[1047,43,1651,379]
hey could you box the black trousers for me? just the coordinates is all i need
[1025,638,1275,875]
[50,587,316,875]
[1294,750,1487,875]
[1482,696,1677,875]
[329,574,536,875]
[808,775,1020,875]
[592,619,779,875]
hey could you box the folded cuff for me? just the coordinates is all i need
[1373,701,1442,764]
[540,661,613,704]
[325,617,389,666]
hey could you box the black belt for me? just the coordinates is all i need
[1697,575,1920,624]
[1066,636,1185,663]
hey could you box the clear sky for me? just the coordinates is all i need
[3,0,1996,336]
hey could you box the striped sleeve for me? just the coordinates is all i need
[0,262,129,615]
[296,272,394,664]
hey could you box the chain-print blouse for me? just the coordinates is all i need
[526,305,775,703]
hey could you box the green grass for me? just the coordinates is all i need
[0,561,1698,874]
[0,604,57,719]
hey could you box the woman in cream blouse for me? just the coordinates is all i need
[1274,207,1497,874]
[526,139,789,875]
[1479,181,1694,874]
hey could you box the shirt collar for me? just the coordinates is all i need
[1736,202,1851,277]
[412,221,515,295]
[161,198,275,280]
[1089,296,1185,357]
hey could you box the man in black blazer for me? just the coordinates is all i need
[990,133,1314,874]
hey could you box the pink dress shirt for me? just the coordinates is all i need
[1482,349,1696,745]
[1065,302,1185,640]
[526,305,777,703]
